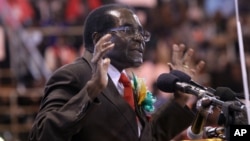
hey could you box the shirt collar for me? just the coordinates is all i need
[108,65,129,95]
[108,64,121,87]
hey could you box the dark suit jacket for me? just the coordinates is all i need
[29,51,195,141]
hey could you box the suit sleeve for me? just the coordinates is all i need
[28,66,99,141]
[151,100,195,141]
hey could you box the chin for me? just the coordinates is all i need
[127,57,143,68]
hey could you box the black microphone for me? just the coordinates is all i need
[214,87,246,108]
[169,70,244,102]
[156,73,245,111]
[214,87,237,101]
[156,73,214,97]
[157,72,246,139]
[214,87,248,103]
[156,73,210,139]
[170,70,216,94]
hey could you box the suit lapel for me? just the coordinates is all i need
[82,51,139,136]
[102,75,138,136]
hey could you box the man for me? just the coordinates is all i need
[29,4,205,141]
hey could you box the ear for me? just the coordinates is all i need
[92,32,102,44]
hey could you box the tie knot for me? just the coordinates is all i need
[119,73,131,87]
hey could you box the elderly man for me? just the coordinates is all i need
[29,4,205,141]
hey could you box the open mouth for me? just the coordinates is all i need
[130,43,143,53]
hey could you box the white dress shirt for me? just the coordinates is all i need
[107,65,142,136]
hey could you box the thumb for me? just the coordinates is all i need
[103,58,111,72]
[167,63,174,71]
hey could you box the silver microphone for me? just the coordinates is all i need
[187,110,207,139]
[187,97,214,140]
[204,126,225,139]
[175,82,214,97]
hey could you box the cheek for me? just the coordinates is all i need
[112,38,130,54]
[109,35,145,64]
[105,45,127,60]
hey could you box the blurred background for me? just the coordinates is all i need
[0,0,250,140]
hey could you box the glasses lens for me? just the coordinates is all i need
[124,27,135,35]
[109,27,150,42]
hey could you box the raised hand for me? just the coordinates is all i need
[168,44,205,108]
[168,44,205,80]
[87,34,114,99]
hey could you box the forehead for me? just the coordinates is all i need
[107,8,142,27]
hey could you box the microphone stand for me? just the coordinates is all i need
[200,95,247,140]
[199,97,244,140]
[187,98,213,140]
[218,101,239,141]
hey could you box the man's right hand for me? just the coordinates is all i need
[87,34,114,99]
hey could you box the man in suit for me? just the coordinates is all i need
[29,3,205,141]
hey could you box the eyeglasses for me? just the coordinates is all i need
[108,26,151,42]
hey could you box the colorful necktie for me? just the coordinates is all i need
[119,72,135,109]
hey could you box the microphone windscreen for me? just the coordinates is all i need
[156,73,179,92]
[170,70,191,82]
[214,87,236,101]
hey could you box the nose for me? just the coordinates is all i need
[133,32,144,42]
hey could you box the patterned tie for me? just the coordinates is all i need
[119,72,135,109]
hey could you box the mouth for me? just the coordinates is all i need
[130,48,143,53]
[127,48,143,59]
[128,48,143,58]
[129,43,144,53]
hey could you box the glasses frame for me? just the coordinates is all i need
[108,26,151,42]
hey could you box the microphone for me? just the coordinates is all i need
[170,70,204,89]
[156,73,210,139]
[195,93,245,112]
[156,73,214,97]
[204,126,225,139]
[214,87,247,102]
[214,87,246,107]
[156,73,245,111]
[170,70,216,94]
[215,87,237,101]
[169,70,244,102]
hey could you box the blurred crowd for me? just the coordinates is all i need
[0,0,250,95]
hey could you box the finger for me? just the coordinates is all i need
[101,58,111,87]
[102,58,111,80]
[103,58,111,70]
[183,48,194,67]
[172,44,183,65]
[189,68,196,77]
[93,58,110,88]
[179,44,186,52]
[195,60,206,73]
[167,63,175,71]
[99,34,113,43]
[91,43,114,63]
[95,34,113,51]
[188,60,205,78]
